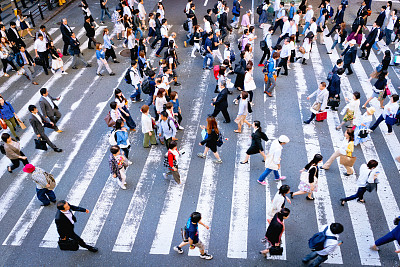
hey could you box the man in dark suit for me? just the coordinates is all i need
[55,200,98,252]
[28,105,62,152]
[151,13,162,49]
[7,21,25,48]
[15,46,38,85]
[69,32,91,69]
[341,39,357,75]
[209,82,231,123]
[39,88,62,133]
[375,6,386,28]
[357,1,367,17]
[219,6,231,42]
[326,4,344,37]
[36,25,53,43]
[360,22,380,60]
[84,16,96,49]
[60,18,73,56]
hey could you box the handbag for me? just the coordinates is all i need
[269,246,283,255]
[34,57,43,66]
[0,119,7,129]
[311,102,321,112]
[385,115,397,126]
[58,238,79,251]
[376,64,383,72]
[358,129,369,138]
[260,40,267,50]
[44,172,56,190]
[17,118,26,129]
[339,155,356,167]
[234,64,245,75]
[300,171,309,183]
[248,101,253,113]
[34,138,48,151]
[385,85,391,96]
[299,46,306,54]
[327,97,340,107]
[104,111,116,127]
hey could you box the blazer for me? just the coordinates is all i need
[84,21,95,38]
[69,37,81,55]
[333,10,344,25]
[364,27,378,44]
[7,28,21,43]
[375,11,386,27]
[356,6,366,17]
[341,45,357,65]
[35,30,53,43]
[39,95,59,118]
[60,24,73,42]
[250,129,269,151]
[15,51,34,67]
[213,88,229,109]
[29,112,51,135]
[328,73,341,97]
[55,205,87,238]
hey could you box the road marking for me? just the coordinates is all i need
[204,0,208,7]
[311,34,380,265]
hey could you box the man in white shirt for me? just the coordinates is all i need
[301,5,314,35]
[302,223,344,266]
[129,61,143,102]
[273,2,286,34]
[34,34,49,75]
[307,17,318,37]
[203,16,212,33]
[370,94,399,135]
[277,38,290,76]
[276,16,290,45]
[156,19,169,57]
[122,2,132,18]
[385,10,397,45]
[138,0,146,29]
[292,10,300,42]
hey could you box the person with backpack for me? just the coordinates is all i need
[197,116,223,164]
[260,208,290,257]
[190,25,202,57]
[259,26,273,66]
[159,111,177,150]
[263,52,279,98]
[112,119,131,158]
[0,96,22,141]
[109,145,129,190]
[345,12,367,46]
[163,140,181,184]
[231,0,242,29]
[370,216,400,254]
[174,212,213,259]
[303,223,344,266]
[128,61,144,103]
[1,133,29,173]
[258,0,270,28]
[114,89,136,131]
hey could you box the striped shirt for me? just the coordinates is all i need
[30,167,48,189]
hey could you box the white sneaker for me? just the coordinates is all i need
[120,185,127,190]
[191,55,196,58]
[174,246,184,254]
[124,182,127,185]
[386,132,394,135]
[178,126,184,130]
[163,173,168,179]
[200,253,213,260]
[50,69,55,74]
[61,71,68,75]
[233,99,239,105]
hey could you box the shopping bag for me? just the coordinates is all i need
[316,112,327,121]
[339,155,356,167]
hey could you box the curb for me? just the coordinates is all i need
[42,0,78,24]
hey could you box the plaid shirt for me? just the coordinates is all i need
[30,167,48,189]
[109,153,127,178]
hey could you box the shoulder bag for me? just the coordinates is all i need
[58,238,79,251]
[0,111,7,129]
[385,115,397,126]
[104,111,116,127]
[44,172,56,190]
[311,102,321,112]
[339,154,356,167]
[269,246,283,255]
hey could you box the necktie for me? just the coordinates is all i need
[22,52,28,65]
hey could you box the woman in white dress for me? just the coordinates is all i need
[244,63,256,105]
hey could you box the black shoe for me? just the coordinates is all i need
[54,148,63,153]
[87,246,98,252]
[7,166,12,173]
[227,90,233,94]
[326,52,332,54]
[113,60,120,63]
[325,34,330,37]
[340,199,345,206]
[174,82,181,86]
[86,64,92,68]
[303,120,310,124]
[150,46,155,49]
[63,53,70,56]
[281,73,288,76]
[97,73,103,76]
[72,66,78,69]
[343,172,351,176]
[347,72,353,75]
[223,120,230,123]
[306,196,314,201]
[88,47,94,49]
[15,136,20,141]
[51,200,57,203]
[40,203,50,206]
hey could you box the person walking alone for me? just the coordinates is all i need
[1,133,29,173]
[23,164,56,206]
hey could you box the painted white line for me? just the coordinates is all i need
[227,114,252,259]
[112,148,162,252]
[204,0,208,7]
[311,35,380,265]
[292,47,342,265]
[149,70,210,255]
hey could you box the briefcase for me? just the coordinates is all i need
[316,112,327,122]
[34,57,43,66]
[34,138,48,151]
[58,238,79,251]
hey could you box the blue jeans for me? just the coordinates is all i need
[130,84,141,101]
[342,187,367,201]
[258,168,280,181]
[302,251,328,267]
[372,41,379,51]
[203,53,213,69]
[385,28,393,46]
[100,8,111,22]
[370,114,392,133]
[156,38,168,56]
[331,40,344,50]
[305,113,316,124]
[375,226,400,246]
[302,22,310,35]
[36,188,56,205]
[135,28,144,39]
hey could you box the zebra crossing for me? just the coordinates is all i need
[0,22,399,266]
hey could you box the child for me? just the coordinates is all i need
[169,91,183,126]
[163,141,181,184]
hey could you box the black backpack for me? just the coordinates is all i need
[141,78,151,94]
[0,143,5,155]
[352,17,361,32]
[212,3,218,14]
[183,19,189,32]
[257,4,263,15]
[124,68,132,84]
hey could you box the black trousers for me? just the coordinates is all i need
[361,42,373,59]
[151,34,162,48]
[259,48,270,64]
[88,36,96,48]
[105,48,117,60]
[1,58,18,73]
[38,51,49,74]
[68,231,91,249]
[277,57,288,76]
[62,40,69,55]
[273,19,283,34]
[40,132,57,150]
[343,63,353,74]
[326,24,340,37]
[211,107,230,122]
[276,33,289,45]
[10,152,29,170]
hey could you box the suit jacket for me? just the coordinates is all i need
[39,95,59,118]
[60,24,73,42]
[84,21,95,38]
[250,128,269,150]
[219,12,229,29]
[29,112,51,135]
[375,11,386,27]
[333,10,344,25]
[55,205,87,238]
[7,28,23,44]
[213,88,229,109]
[365,27,378,44]
[15,50,34,67]
[341,46,357,65]
[69,37,81,55]
[328,73,341,97]
[356,6,366,17]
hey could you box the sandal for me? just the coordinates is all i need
[259,251,267,258]
[234,130,241,133]
[357,199,365,203]
[240,161,248,164]
[7,166,12,173]
[340,199,345,206]
[306,196,315,201]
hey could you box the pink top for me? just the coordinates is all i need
[241,14,250,27]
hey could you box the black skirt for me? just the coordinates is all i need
[246,145,263,155]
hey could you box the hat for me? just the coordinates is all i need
[349,39,356,45]
[278,135,290,143]
[23,164,35,173]
[367,107,376,115]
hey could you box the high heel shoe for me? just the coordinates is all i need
[290,192,294,199]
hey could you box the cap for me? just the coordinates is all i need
[278,135,290,143]
[367,107,376,115]
[23,164,36,173]
[349,39,356,45]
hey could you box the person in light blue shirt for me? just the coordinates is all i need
[102,28,119,63]
[95,43,114,76]
[289,1,296,20]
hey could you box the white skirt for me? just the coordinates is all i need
[52,58,63,70]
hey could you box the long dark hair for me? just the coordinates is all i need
[305,154,323,169]
[115,119,123,130]
[114,88,127,103]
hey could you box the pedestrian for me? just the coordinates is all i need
[303,82,329,124]
[301,5,314,35]
[260,208,290,257]
[354,107,375,146]
[231,0,242,29]
[15,46,38,85]
[363,71,389,109]
[114,88,136,130]
[328,22,346,53]
[340,159,379,205]
[174,212,213,260]
[155,88,167,121]
[369,94,399,135]
[162,140,181,184]
[39,88,63,133]
[243,64,256,105]
[150,13,162,49]
[55,200,98,252]
[60,18,73,56]
[99,0,112,24]
[141,105,157,148]
[203,32,214,70]
[296,31,313,65]
[109,145,129,189]
[273,2,286,34]
[322,128,355,176]
[1,133,28,173]
[156,19,169,57]
[34,34,50,75]
[158,111,178,150]
[165,102,183,130]
[276,38,290,76]
[23,164,56,206]
[336,91,361,130]
[290,153,323,201]
[209,81,231,123]
[147,13,156,44]
[169,91,183,125]
[385,10,397,46]
[96,43,115,76]
[7,21,25,48]
[69,32,92,69]
[326,4,344,37]
[0,96,22,140]
[0,44,18,77]
[138,0,147,30]
[258,135,290,184]
[345,12,366,47]
[240,120,269,163]
[234,91,251,133]
[369,51,390,80]
[276,17,290,45]
[326,68,344,111]
[81,0,99,28]
[16,9,33,38]
[263,52,279,97]
[84,16,96,50]
[28,105,62,153]
[268,185,291,221]
[302,223,344,266]
[48,41,67,75]
[370,216,400,254]
[103,28,119,63]
[113,119,131,158]
[197,116,223,163]
[259,26,273,66]
[258,1,269,28]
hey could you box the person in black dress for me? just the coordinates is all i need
[240,120,269,164]
[260,208,290,257]
[234,51,246,91]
